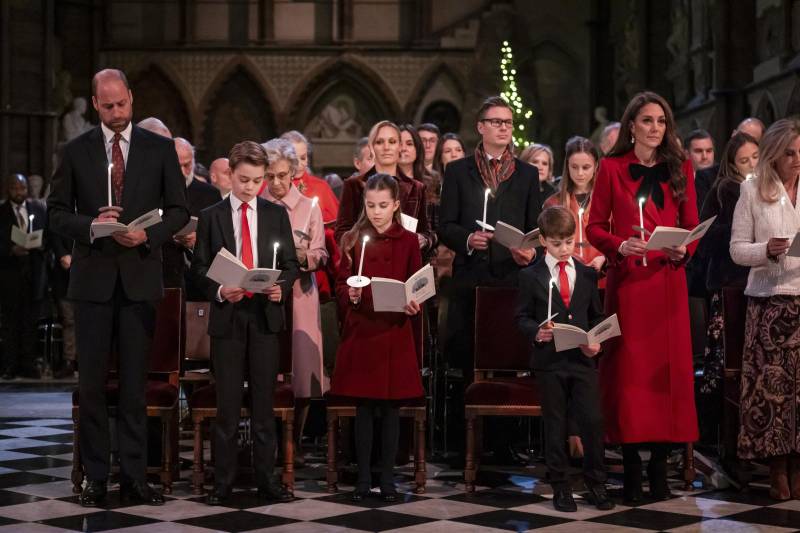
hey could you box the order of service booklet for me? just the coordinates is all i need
[551,313,621,352]
[206,248,281,292]
[371,263,436,313]
[90,209,162,240]
[10,226,43,250]
[491,221,540,250]
[643,215,716,250]
[175,216,198,237]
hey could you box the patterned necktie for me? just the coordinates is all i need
[240,203,254,298]
[558,261,571,308]
[111,133,125,205]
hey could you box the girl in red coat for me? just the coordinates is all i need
[330,173,424,502]
[586,91,699,504]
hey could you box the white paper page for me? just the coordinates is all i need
[176,216,198,237]
[587,314,621,344]
[645,227,691,250]
[552,323,590,352]
[371,278,408,313]
[404,264,436,306]
[11,226,43,249]
[682,215,717,245]
[400,213,418,233]
[128,209,162,231]
[206,248,248,287]
[240,269,281,292]
[492,221,540,250]
[90,220,128,239]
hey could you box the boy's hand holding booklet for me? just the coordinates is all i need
[371,264,436,313]
[552,314,621,352]
[491,221,540,250]
[206,248,281,292]
[636,215,716,251]
[90,209,162,241]
[10,226,43,250]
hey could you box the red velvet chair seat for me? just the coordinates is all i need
[189,383,295,410]
[72,380,178,408]
[465,377,539,406]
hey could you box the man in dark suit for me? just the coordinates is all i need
[438,96,541,461]
[50,231,77,378]
[0,174,48,379]
[191,141,299,505]
[48,69,189,507]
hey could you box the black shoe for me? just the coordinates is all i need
[623,467,644,505]
[205,485,231,506]
[552,486,577,512]
[380,486,398,503]
[351,488,371,502]
[257,482,293,502]
[647,458,672,500]
[80,480,107,507]
[120,480,164,506]
[585,483,615,510]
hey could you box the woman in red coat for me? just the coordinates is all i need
[586,91,699,504]
[330,173,424,503]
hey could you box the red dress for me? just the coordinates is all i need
[586,149,699,444]
[330,222,424,400]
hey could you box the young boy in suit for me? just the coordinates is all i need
[516,206,614,512]
[191,141,299,505]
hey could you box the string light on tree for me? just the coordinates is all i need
[499,40,534,148]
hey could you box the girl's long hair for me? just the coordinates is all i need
[713,132,758,204]
[398,124,426,181]
[607,91,687,200]
[558,136,599,206]
[519,143,555,182]
[339,173,402,265]
[433,133,466,175]
[755,118,800,203]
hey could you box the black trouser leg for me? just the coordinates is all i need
[537,370,569,488]
[622,444,643,501]
[247,321,279,487]
[570,366,606,486]
[379,402,400,490]
[647,442,671,498]
[355,403,374,489]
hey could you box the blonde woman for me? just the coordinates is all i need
[520,143,556,201]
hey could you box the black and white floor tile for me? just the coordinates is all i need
[0,417,796,531]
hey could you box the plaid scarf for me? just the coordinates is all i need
[474,142,516,192]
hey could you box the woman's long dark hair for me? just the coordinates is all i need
[607,91,688,201]
[399,124,426,181]
[433,133,466,175]
[714,132,758,204]
[558,136,599,206]
[339,174,401,266]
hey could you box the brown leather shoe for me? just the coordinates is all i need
[789,455,800,499]
[769,455,790,501]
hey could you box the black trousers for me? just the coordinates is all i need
[537,364,606,487]
[0,271,40,375]
[211,298,279,488]
[74,280,155,482]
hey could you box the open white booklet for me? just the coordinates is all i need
[552,313,621,352]
[175,216,198,237]
[400,213,418,233]
[90,209,162,241]
[643,215,716,250]
[206,248,281,292]
[10,226,43,250]
[492,221,540,250]
[371,263,436,313]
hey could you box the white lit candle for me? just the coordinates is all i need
[28,214,34,234]
[272,242,279,270]
[547,277,555,321]
[781,196,787,238]
[577,207,585,258]
[357,235,369,279]
[482,188,490,228]
[107,163,113,206]
[638,197,647,267]
[301,197,318,235]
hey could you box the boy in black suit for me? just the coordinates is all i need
[191,141,299,505]
[516,206,613,512]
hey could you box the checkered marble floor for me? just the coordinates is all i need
[0,418,797,532]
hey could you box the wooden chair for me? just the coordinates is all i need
[71,287,183,494]
[189,314,295,494]
[464,286,540,492]
[325,311,427,494]
[180,301,212,386]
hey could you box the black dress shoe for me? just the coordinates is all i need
[80,480,107,507]
[585,483,616,510]
[623,467,644,505]
[380,486,398,503]
[120,480,164,506]
[552,486,577,512]
[257,483,293,502]
[351,486,371,502]
[205,486,230,506]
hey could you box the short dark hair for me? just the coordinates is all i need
[684,129,713,149]
[538,206,576,239]
[228,141,268,170]
[353,137,370,160]
[417,123,440,137]
[477,95,513,121]
[91,69,130,97]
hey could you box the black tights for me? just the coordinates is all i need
[621,442,672,467]
[355,400,400,490]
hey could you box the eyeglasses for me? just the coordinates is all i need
[420,137,438,145]
[480,118,514,128]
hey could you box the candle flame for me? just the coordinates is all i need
[108,163,113,171]
[638,197,645,206]
[485,188,491,197]
[273,242,280,249]
[311,196,318,207]
[363,235,370,243]
[578,207,585,215]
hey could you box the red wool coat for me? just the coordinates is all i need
[330,222,424,400]
[586,150,699,444]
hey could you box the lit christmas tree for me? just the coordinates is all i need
[499,40,534,148]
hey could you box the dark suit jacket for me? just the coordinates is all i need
[694,164,719,217]
[438,155,541,280]
[699,177,749,291]
[48,231,73,300]
[515,259,604,371]
[191,196,300,337]
[0,199,48,300]
[47,125,189,302]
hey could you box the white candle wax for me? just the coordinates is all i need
[547,277,554,320]
[781,196,787,236]
[357,235,370,279]
[577,207,585,258]
[107,163,113,206]
[28,214,34,234]
[482,188,490,228]
[302,197,318,234]
[272,242,279,270]
[638,197,647,266]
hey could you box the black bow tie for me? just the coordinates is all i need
[629,162,670,210]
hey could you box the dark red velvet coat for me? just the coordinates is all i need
[330,222,424,400]
[586,150,699,444]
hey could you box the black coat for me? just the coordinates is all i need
[47,125,189,302]
[698,178,749,291]
[515,259,604,371]
[0,199,48,301]
[438,155,541,279]
[190,196,299,337]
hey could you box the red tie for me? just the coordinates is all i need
[240,203,254,298]
[558,261,570,308]
[111,133,125,205]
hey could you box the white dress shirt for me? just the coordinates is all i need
[544,253,576,298]
[101,121,132,168]
[11,201,28,231]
